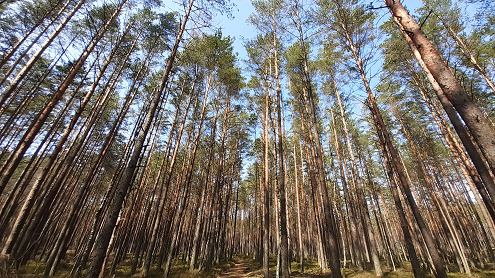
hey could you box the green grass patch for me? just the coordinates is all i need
[18,260,46,275]
[10,253,495,278]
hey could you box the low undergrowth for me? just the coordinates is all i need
[2,254,495,278]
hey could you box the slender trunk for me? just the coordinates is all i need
[0,0,71,87]
[377,131,424,278]
[332,73,381,276]
[0,63,96,257]
[394,104,471,276]
[0,0,123,196]
[297,12,342,277]
[231,185,240,260]
[338,12,447,278]
[329,107,355,269]
[271,11,289,277]
[162,127,196,278]
[85,1,194,277]
[411,72,495,236]
[434,13,495,94]
[141,73,196,276]
[12,53,123,261]
[71,49,152,277]
[0,0,86,108]
[386,0,495,177]
[185,70,212,270]
[189,178,208,270]
[204,99,230,271]
[3,24,137,260]
[398,23,495,205]
[158,77,197,276]
[292,134,304,273]
[262,73,270,278]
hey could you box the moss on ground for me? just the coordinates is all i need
[4,255,495,277]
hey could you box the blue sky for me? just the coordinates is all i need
[162,0,255,61]
[214,0,256,60]
[161,0,481,64]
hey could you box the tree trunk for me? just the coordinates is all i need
[385,0,495,178]
[272,10,289,277]
[0,0,71,87]
[292,134,304,273]
[433,13,495,94]
[332,73,382,276]
[0,0,86,109]
[85,1,194,277]
[398,23,495,206]
[0,0,122,196]
[262,72,270,278]
[338,12,447,278]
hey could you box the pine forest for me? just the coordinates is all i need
[0,0,495,277]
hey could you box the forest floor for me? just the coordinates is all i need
[214,255,495,278]
[215,256,495,278]
[218,257,252,277]
[3,253,495,278]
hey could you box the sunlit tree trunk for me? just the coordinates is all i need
[0,0,124,196]
[433,13,495,94]
[271,9,289,277]
[292,131,304,273]
[85,1,195,277]
[385,0,495,179]
[0,0,86,109]
[397,23,495,206]
[337,11,447,277]
[0,0,71,87]
[332,72,382,276]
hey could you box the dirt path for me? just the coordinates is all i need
[216,257,333,278]
[218,258,253,278]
